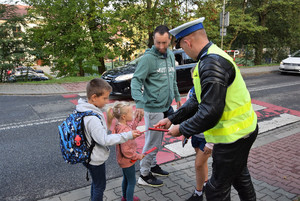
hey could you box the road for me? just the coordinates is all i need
[0,72,299,201]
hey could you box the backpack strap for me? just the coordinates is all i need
[80,110,103,181]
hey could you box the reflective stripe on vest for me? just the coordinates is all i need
[193,44,257,144]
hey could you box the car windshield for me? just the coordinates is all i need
[127,55,144,65]
[291,50,300,57]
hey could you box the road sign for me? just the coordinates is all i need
[220,11,230,27]
[220,28,227,36]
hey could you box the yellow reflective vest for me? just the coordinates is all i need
[193,44,257,143]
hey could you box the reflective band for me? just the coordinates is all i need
[220,101,252,121]
[206,110,256,136]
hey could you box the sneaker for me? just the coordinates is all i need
[186,192,203,201]
[133,196,140,201]
[138,172,163,187]
[121,196,140,201]
[150,164,169,176]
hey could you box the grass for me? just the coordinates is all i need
[11,75,100,84]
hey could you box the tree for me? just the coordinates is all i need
[114,0,186,51]
[0,4,29,82]
[26,0,125,76]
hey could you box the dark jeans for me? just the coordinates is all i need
[87,163,106,201]
[122,164,136,201]
[206,125,258,201]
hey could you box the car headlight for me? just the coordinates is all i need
[115,73,134,81]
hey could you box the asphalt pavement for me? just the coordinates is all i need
[1,65,299,201]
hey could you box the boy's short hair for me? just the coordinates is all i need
[86,78,112,99]
[153,25,170,38]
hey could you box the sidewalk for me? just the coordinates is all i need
[0,66,279,95]
[39,123,300,201]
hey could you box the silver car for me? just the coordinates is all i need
[279,50,300,74]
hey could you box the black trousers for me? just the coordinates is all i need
[206,125,258,201]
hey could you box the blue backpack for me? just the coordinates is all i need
[58,110,102,180]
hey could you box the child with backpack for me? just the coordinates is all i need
[107,101,145,201]
[75,78,142,201]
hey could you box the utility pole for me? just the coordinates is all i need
[221,0,226,49]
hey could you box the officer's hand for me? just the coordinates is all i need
[154,118,172,129]
[167,124,181,137]
[176,101,182,109]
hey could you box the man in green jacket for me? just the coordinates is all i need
[131,25,181,187]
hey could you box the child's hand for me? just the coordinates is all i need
[141,154,145,159]
[203,146,212,155]
[132,130,142,139]
[134,112,143,122]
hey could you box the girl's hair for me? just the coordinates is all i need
[111,101,131,119]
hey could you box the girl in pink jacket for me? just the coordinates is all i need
[108,102,144,201]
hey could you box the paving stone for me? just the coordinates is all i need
[103,189,119,200]
[275,188,298,199]
[149,191,170,201]
[156,185,171,195]
[164,192,183,201]
[276,195,295,201]
[169,185,188,196]
[260,195,277,201]
[106,177,123,190]
[161,177,178,188]
[175,178,193,189]
[260,188,281,199]
[255,190,267,199]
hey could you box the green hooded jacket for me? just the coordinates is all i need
[131,46,181,113]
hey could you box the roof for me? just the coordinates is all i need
[0,4,29,20]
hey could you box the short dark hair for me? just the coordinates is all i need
[153,25,170,38]
[86,78,112,99]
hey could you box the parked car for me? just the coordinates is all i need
[15,66,44,74]
[101,49,196,97]
[7,70,49,82]
[279,50,300,74]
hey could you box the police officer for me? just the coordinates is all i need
[155,17,258,201]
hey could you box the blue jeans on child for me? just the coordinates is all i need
[122,164,136,201]
[87,163,106,201]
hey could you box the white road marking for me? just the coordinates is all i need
[258,113,300,133]
[0,117,66,131]
[252,104,266,111]
[165,140,195,157]
[78,93,86,97]
[248,81,300,92]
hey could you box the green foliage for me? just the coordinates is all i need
[0,4,29,82]
[25,0,127,77]
[10,0,298,79]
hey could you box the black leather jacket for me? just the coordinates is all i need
[168,42,236,138]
